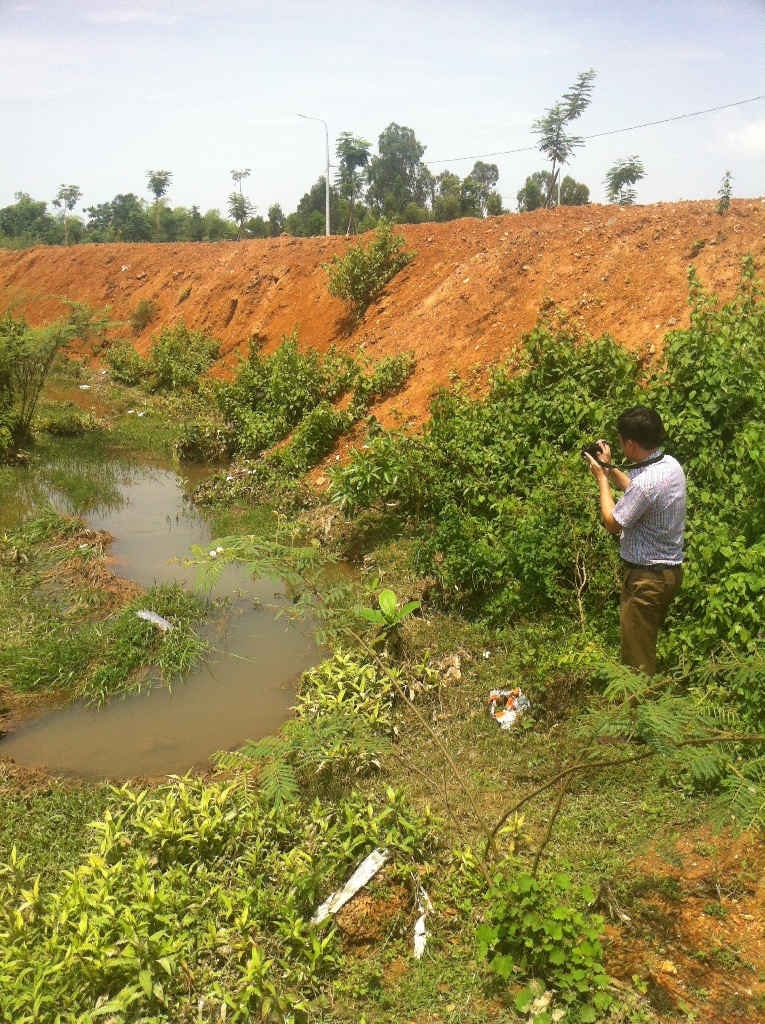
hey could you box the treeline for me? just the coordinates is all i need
[0,120,593,249]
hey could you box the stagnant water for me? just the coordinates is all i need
[0,450,318,779]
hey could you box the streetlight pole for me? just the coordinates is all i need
[297,113,330,236]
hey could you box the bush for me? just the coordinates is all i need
[324,221,414,323]
[39,402,98,437]
[129,298,158,335]
[105,339,146,386]
[477,871,612,1023]
[147,321,219,391]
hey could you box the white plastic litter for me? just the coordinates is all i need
[78,384,91,390]
[488,688,531,730]
[136,610,174,632]
[311,847,389,924]
[413,886,433,959]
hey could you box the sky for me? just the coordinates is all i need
[2,0,764,220]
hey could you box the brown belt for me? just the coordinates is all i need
[622,561,682,572]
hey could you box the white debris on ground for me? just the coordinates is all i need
[311,847,390,925]
[488,687,531,730]
[136,610,174,632]
[413,886,433,959]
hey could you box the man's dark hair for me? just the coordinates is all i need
[617,406,665,449]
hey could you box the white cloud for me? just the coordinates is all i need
[727,118,765,155]
[83,5,179,25]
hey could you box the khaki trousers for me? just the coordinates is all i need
[620,565,683,676]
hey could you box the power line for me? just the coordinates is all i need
[425,94,765,165]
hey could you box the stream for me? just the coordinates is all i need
[0,443,319,779]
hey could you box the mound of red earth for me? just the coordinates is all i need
[1,199,763,427]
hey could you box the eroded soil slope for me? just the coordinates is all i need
[1,199,763,425]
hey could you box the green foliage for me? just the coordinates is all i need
[324,221,414,323]
[649,259,765,666]
[332,324,640,622]
[105,339,146,385]
[477,870,612,1022]
[129,298,159,335]
[39,401,99,437]
[348,351,416,418]
[0,312,76,450]
[0,780,435,1023]
[532,70,596,208]
[216,651,398,804]
[517,170,590,212]
[147,321,219,391]
[331,261,765,699]
[717,170,733,215]
[605,155,645,205]
[173,415,234,462]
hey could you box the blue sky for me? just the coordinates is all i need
[2,0,763,219]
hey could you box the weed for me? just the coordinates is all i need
[129,298,158,335]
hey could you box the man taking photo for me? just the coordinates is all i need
[584,406,686,676]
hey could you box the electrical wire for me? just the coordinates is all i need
[425,94,765,165]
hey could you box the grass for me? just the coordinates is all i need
[0,511,208,705]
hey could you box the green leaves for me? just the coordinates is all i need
[324,221,414,323]
[0,780,435,1022]
[479,869,612,1022]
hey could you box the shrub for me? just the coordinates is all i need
[477,871,612,1023]
[324,221,414,323]
[147,321,219,391]
[173,416,235,462]
[39,402,97,436]
[276,400,352,475]
[105,339,146,386]
[129,298,158,335]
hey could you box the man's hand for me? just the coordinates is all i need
[595,439,612,464]
[584,451,606,478]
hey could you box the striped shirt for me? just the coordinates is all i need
[612,452,686,566]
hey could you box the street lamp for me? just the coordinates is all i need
[297,113,330,236]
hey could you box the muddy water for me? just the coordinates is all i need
[0,461,318,779]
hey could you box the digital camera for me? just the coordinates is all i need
[581,441,604,460]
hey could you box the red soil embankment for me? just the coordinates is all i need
[1,199,763,426]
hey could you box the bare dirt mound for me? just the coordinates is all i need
[1,199,762,425]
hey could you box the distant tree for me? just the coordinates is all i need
[532,69,596,207]
[605,155,645,206]
[367,123,433,219]
[717,170,733,215]
[560,175,590,206]
[189,205,204,242]
[202,208,234,241]
[267,203,285,236]
[0,192,55,245]
[228,192,253,240]
[517,170,589,212]
[52,184,82,245]
[433,171,463,222]
[111,193,152,241]
[286,177,343,236]
[335,132,371,234]
[463,161,500,217]
[231,168,251,195]
[146,170,172,237]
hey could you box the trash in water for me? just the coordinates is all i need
[136,609,174,632]
[413,886,433,959]
[488,687,530,730]
[311,847,390,924]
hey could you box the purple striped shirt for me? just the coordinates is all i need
[612,453,686,565]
